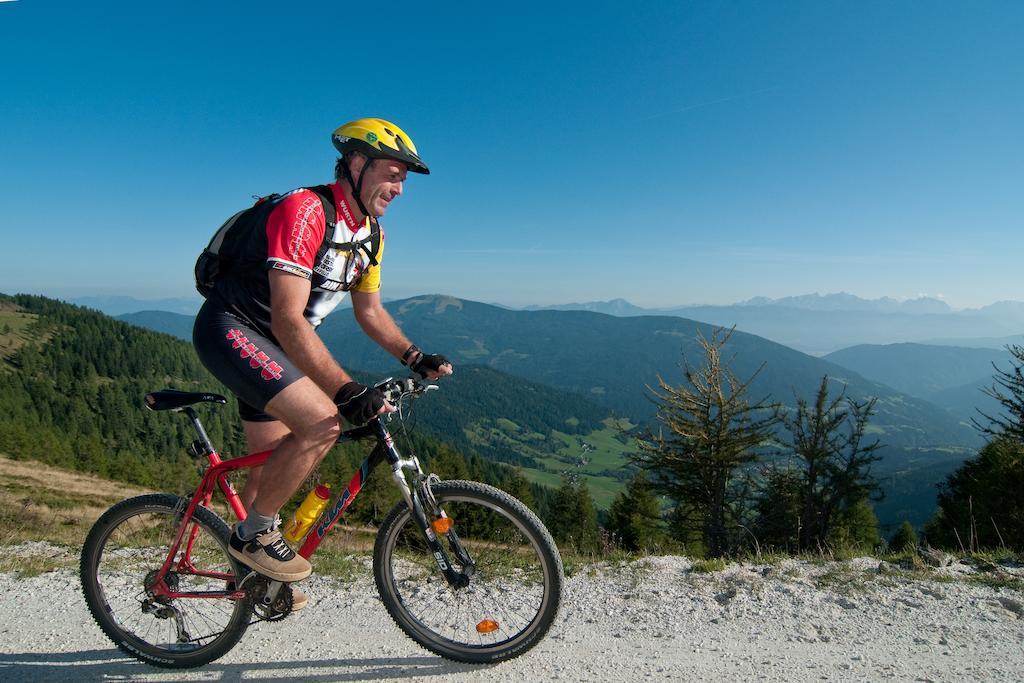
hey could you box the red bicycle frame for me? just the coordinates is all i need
[149,410,395,601]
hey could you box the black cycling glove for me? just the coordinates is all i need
[334,381,386,425]
[409,352,451,379]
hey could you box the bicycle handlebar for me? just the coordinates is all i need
[374,376,439,408]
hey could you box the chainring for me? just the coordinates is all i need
[248,576,294,621]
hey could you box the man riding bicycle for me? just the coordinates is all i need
[192,118,453,602]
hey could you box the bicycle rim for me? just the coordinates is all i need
[80,494,249,668]
[374,481,563,663]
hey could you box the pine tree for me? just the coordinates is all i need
[430,444,471,480]
[828,494,881,552]
[889,521,918,553]
[925,437,1024,551]
[777,375,882,551]
[549,474,599,553]
[752,467,802,551]
[498,467,536,510]
[974,344,1024,444]
[632,328,776,557]
[606,471,666,552]
[925,350,1024,552]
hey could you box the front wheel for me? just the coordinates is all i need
[373,480,563,663]
[80,494,250,668]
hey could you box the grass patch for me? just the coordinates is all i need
[0,310,43,372]
[463,415,639,509]
[966,548,1021,565]
[691,558,727,573]
[966,573,1024,592]
[1,480,122,510]
[0,455,150,574]
[495,418,520,434]
[557,547,633,577]
[456,338,489,359]
[311,547,367,582]
[814,565,870,591]
[0,553,71,578]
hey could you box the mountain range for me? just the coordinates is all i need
[522,293,1024,355]
[101,292,1022,528]
[309,296,976,447]
[80,292,1024,356]
[70,295,204,317]
[822,343,1010,420]
[118,295,986,448]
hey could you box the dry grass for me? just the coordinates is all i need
[0,455,149,572]
[0,455,387,577]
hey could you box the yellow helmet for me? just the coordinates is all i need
[332,118,430,175]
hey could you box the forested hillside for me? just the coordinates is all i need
[111,294,988,525]
[823,342,1008,424]
[0,294,563,527]
[0,294,246,488]
[316,295,979,449]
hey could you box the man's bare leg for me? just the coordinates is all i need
[250,378,340,518]
[240,419,310,608]
[240,420,291,510]
[228,378,338,582]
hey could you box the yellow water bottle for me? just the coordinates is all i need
[283,484,331,542]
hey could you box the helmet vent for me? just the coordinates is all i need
[383,127,395,137]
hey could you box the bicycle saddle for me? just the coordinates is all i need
[145,389,227,411]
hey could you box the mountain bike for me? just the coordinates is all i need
[79,377,563,668]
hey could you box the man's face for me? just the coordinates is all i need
[358,158,409,217]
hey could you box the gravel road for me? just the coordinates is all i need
[1,552,1022,682]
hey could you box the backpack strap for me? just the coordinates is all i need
[311,184,382,267]
[307,184,337,230]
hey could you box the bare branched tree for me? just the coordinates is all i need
[633,327,777,557]
[777,375,882,550]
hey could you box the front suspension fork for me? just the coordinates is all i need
[390,462,474,588]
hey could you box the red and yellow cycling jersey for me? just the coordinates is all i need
[211,182,384,336]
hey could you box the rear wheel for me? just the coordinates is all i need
[80,494,250,668]
[373,480,563,663]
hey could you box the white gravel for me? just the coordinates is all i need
[1,548,1023,682]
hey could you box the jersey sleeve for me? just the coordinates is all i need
[264,190,327,279]
[352,227,385,293]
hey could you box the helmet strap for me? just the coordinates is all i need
[341,155,374,221]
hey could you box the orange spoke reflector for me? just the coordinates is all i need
[476,619,500,634]
[432,517,453,534]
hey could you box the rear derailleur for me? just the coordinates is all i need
[141,570,191,642]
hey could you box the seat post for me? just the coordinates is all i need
[183,407,216,455]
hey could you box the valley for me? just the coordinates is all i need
[12,291,1023,533]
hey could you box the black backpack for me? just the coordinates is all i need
[194,185,380,298]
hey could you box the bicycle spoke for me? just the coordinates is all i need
[375,482,562,662]
[81,495,250,667]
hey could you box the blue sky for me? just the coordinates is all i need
[1,1,1021,309]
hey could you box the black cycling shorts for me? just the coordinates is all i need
[193,301,304,422]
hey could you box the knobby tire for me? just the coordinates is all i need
[372,480,563,663]
[80,494,250,668]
